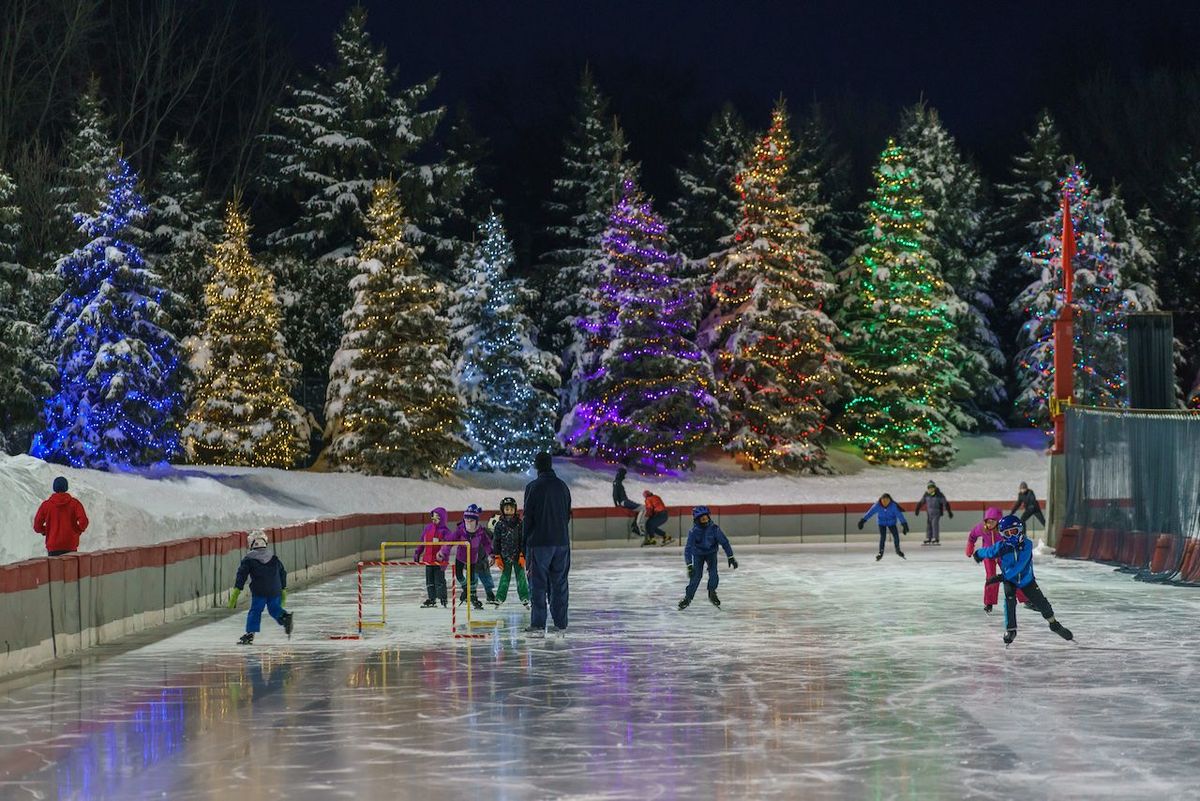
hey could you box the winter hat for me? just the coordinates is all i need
[534,452,553,472]
[1019,481,1029,490]
[615,467,627,480]
[463,503,482,521]
[984,507,1003,521]
[248,530,269,549]
[52,476,68,493]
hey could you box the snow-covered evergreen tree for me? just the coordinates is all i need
[562,180,721,472]
[837,139,972,469]
[701,104,845,472]
[454,212,560,471]
[324,181,465,477]
[50,78,119,258]
[793,103,857,266]
[1011,165,1159,427]
[899,102,1006,428]
[996,111,1072,265]
[1155,154,1200,405]
[33,159,183,468]
[185,202,310,468]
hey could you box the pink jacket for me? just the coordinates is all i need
[965,507,1004,556]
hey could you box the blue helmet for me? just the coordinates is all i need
[997,514,1026,544]
[692,505,711,521]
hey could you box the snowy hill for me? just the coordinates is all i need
[0,431,1047,565]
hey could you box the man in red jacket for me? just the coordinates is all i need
[33,476,89,556]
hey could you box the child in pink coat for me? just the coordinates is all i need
[965,507,1027,612]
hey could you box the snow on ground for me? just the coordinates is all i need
[0,430,1048,565]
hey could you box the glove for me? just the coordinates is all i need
[228,588,241,608]
[902,523,910,535]
[687,563,694,578]
[494,555,504,569]
[487,516,498,532]
[518,556,526,569]
[281,590,287,606]
[914,509,920,517]
[857,519,865,530]
[973,552,983,564]
[728,557,738,569]
[948,511,954,519]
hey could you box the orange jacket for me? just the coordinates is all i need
[643,493,666,516]
[34,492,89,553]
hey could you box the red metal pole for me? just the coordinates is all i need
[357,561,363,635]
[1052,191,1076,455]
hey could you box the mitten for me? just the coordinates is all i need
[973,552,983,564]
[687,563,694,578]
[494,555,504,569]
[914,508,920,517]
[948,511,954,519]
[728,557,738,569]
[487,516,498,532]
[228,588,241,608]
[518,556,526,568]
[857,519,866,530]
[902,523,910,535]
[281,590,287,606]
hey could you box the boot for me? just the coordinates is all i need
[983,604,993,614]
[237,632,254,645]
[708,590,721,607]
[677,597,691,610]
[282,611,294,638]
[471,597,484,610]
[1003,629,1017,645]
[1049,620,1074,641]
[896,550,906,559]
[875,551,883,561]
[421,598,437,608]
[486,591,499,608]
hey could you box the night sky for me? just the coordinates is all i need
[262,0,1200,229]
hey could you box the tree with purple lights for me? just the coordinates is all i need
[560,179,721,472]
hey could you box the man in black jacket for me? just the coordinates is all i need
[524,452,572,636]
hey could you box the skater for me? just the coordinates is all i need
[415,507,450,608]
[1010,482,1046,530]
[613,467,643,539]
[914,481,952,545]
[228,530,293,645]
[489,497,530,608]
[973,515,1073,645]
[642,490,672,546]
[858,493,908,560]
[965,507,1027,613]
[33,476,89,556]
[523,452,572,637]
[439,504,497,610]
[678,506,737,610]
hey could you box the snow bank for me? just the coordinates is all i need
[0,431,1048,565]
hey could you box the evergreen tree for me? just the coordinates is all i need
[702,104,845,472]
[538,67,631,358]
[1011,165,1158,427]
[562,180,721,472]
[324,181,465,477]
[1155,154,1200,403]
[185,202,310,468]
[899,103,1006,428]
[50,78,119,258]
[32,159,183,468]
[793,103,857,266]
[837,139,973,468]
[454,212,560,471]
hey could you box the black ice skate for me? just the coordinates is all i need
[471,598,484,610]
[237,632,254,645]
[486,592,500,608]
[659,536,674,546]
[282,611,294,638]
[896,550,906,559]
[678,597,692,610]
[983,604,993,614]
[708,590,721,607]
[641,536,656,547]
[922,539,932,546]
[1049,620,1074,641]
[1003,629,1017,645]
[875,551,883,561]
[421,598,437,608]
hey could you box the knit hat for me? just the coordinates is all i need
[52,476,68,493]
[463,503,482,521]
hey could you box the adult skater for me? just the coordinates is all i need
[1010,482,1045,530]
[858,493,908,561]
[965,507,1027,613]
[33,476,89,556]
[523,452,572,637]
[678,506,737,610]
[641,490,672,546]
[228,530,293,645]
[914,481,953,545]
[612,467,642,539]
[973,515,1072,645]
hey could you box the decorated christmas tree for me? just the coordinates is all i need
[1156,154,1200,404]
[324,181,465,476]
[33,159,183,468]
[562,180,721,471]
[837,139,972,468]
[701,103,845,472]
[51,78,119,251]
[185,202,310,467]
[453,212,560,471]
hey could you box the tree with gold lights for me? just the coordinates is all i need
[836,139,972,468]
[700,102,845,473]
[184,202,310,468]
[324,181,466,477]
[561,179,721,472]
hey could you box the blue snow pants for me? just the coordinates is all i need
[246,594,286,633]
[684,552,720,600]
[527,545,570,630]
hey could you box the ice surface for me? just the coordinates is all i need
[5,545,1190,801]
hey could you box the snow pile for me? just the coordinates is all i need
[0,431,1047,565]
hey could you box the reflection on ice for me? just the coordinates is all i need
[0,546,1198,800]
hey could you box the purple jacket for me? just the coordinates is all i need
[415,507,451,563]
[438,519,493,564]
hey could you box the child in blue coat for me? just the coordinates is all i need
[229,530,293,645]
[858,493,909,561]
[973,515,1073,645]
[678,506,737,610]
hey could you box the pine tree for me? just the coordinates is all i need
[1155,154,1200,404]
[454,212,560,471]
[701,104,845,472]
[793,103,858,266]
[837,139,973,468]
[899,103,1006,428]
[50,78,119,258]
[1011,165,1158,426]
[145,138,219,339]
[324,181,465,477]
[185,202,310,468]
[538,67,631,359]
[32,159,183,468]
[561,180,721,472]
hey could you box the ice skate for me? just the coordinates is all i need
[896,550,906,559]
[282,611,294,638]
[486,591,500,608]
[551,626,568,638]
[875,551,883,561]
[522,600,530,609]
[708,590,721,607]
[237,632,254,645]
[932,540,941,546]
[1049,620,1074,641]
[678,597,691,610]
[420,598,437,608]
[524,626,545,639]
[659,536,674,546]
[922,539,932,546]
[440,599,448,608]
[983,604,993,614]
[640,536,656,547]
[1003,629,1017,645]
[471,598,484,610]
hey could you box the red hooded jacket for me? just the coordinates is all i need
[34,492,89,553]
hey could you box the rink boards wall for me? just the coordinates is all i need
[0,502,1007,678]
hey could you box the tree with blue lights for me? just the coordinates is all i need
[453,212,560,471]
[33,159,183,468]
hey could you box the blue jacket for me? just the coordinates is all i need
[684,521,734,565]
[862,502,907,528]
[976,537,1035,588]
[523,469,572,548]
[235,550,287,597]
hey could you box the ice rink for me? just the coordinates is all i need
[1,544,1198,801]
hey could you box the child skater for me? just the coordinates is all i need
[228,530,293,645]
[416,507,450,608]
[965,507,1028,613]
[972,515,1073,645]
[489,496,530,608]
[678,506,738,610]
[439,504,497,609]
[858,493,909,560]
